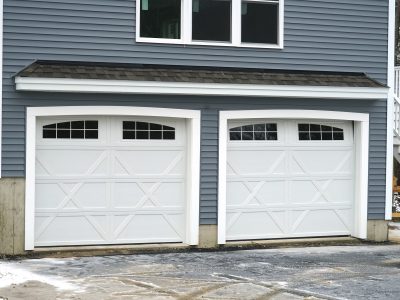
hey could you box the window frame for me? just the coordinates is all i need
[135,0,284,49]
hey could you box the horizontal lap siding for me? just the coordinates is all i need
[2,0,389,221]
[3,0,388,81]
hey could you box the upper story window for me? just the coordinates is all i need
[137,0,283,48]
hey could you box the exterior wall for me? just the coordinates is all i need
[1,93,387,223]
[3,0,388,82]
[1,0,390,228]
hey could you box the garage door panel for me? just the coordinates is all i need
[35,183,67,209]
[227,150,286,175]
[291,150,353,174]
[73,183,108,208]
[227,180,286,207]
[113,214,184,242]
[226,119,354,241]
[291,209,352,235]
[35,215,108,246]
[35,116,187,247]
[289,179,353,205]
[36,149,108,177]
[113,150,185,175]
[227,211,287,239]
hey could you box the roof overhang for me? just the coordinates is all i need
[15,77,389,99]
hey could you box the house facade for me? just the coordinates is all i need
[0,0,395,255]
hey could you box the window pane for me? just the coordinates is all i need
[241,1,278,44]
[123,121,136,130]
[230,132,241,140]
[140,0,181,39]
[57,130,70,139]
[123,131,136,139]
[150,131,162,139]
[71,121,84,129]
[163,131,175,140]
[85,121,98,129]
[43,129,56,139]
[71,130,84,139]
[85,130,98,139]
[192,0,231,42]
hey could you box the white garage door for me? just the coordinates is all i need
[35,116,187,247]
[226,119,354,241]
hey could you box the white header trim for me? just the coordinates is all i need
[25,106,201,250]
[15,77,388,99]
[218,110,370,244]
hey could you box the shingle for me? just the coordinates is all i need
[15,60,385,88]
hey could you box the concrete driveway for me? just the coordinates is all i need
[1,245,400,300]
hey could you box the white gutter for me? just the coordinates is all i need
[15,77,389,100]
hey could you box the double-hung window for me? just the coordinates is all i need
[136,0,283,48]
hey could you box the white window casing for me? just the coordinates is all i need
[135,0,284,49]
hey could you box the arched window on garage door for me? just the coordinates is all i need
[42,120,98,139]
[298,123,344,141]
[122,121,176,140]
[229,123,278,141]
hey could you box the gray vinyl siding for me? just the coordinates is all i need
[3,0,388,82]
[1,0,389,222]
[1,93,387,222]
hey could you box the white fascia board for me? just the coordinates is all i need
[15,77,389,100]
[386,0,395,220]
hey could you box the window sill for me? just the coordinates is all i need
[136,37,284,49]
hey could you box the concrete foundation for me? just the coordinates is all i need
[198,225,218,248]
[0,178,26,256]
[388,222,400,242]
[367,220,389,242]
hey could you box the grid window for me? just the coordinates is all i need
[123,121,175,140]
[43,121,98,139]
[298,124,344,141]
[137,0,282,47]
[229,123,278,141]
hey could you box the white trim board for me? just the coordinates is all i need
[217,110,370,244]
[25,106,201,250]
[15,77,389,99]
[386,0,395,220]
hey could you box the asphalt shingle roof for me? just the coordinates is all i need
[16,60,385,88]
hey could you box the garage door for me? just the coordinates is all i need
[34,116,187,247]
[226,119,354,241]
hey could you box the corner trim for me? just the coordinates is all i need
[218,110,370,244]
[386,0,395,220]
[0,0,3,178]
[15,77,389,99]
[25,106,201,250]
